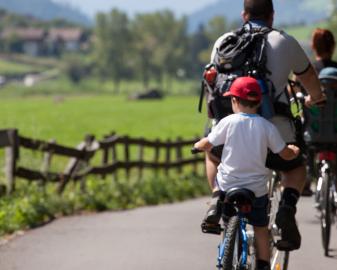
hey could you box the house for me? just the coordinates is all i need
[0,27,89,56]
[47,28,88,54]
[1,28,47,56]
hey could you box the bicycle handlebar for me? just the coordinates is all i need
[191,147,203,154]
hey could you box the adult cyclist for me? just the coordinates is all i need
[204,0,326,252]
[302,28,337,195]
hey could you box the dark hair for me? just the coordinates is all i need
[232,95,260,108]
[244,0,274,20]
[312,28,336,58]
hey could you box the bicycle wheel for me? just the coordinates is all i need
[320,172,331,256]
[221,216,241,270]
[268,173,290,270]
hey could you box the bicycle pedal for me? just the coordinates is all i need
[201,222,221,235]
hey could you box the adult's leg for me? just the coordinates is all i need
[205,151,220,191]
[281,164,306,192]
[275,164,306,250]
[202,151,221,225]
[254,226,270,263]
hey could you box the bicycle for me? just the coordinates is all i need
[268,171,289,270]
[309,144,337,257]
[291,84,336,257]
[192,148,289,270]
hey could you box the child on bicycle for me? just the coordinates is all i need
[194,76,300,270]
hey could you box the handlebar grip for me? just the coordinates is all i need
[191,147,203,154]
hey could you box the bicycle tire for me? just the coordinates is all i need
[320,172,331,256]
[221,215,241,270]
[269,173,290,270]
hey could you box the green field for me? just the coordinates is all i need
[0,58,44,76]
[284,21,328,41]
[1,95,207,145]
[0,95,210,236]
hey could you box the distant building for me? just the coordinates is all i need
[1,27,89,56]
[48,28,88,52]
[1,28,47,56]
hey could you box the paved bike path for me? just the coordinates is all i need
[0,197,336,270]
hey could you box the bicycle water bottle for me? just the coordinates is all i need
[258,79,275,119]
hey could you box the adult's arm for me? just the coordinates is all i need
[295,65,326,105]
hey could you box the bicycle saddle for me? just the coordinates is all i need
[225,188,255,208]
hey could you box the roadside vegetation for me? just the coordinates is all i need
[0,173,208,236]
[0,95,208,236]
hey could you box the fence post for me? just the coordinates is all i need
[176,137,183,174]
[79,134,96,192]
[111,141,117,181]
[58,134,96,194]
[4,129,19,194]
[40,139,55,187]
[138,140,144,180]
[165,139,171,176]
[101,135,110,179]
[124,136,130,179]
[153,139,160,177]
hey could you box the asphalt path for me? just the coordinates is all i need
[0,197,336,270]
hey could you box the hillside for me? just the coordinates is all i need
[0,0,91,26]
[188,0,331,32]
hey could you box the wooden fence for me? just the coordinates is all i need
[0,129,204,195]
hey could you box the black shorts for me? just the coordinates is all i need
[246,194,269,227]
[222,193,269,227]
[210,143,305,172]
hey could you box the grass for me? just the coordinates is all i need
[0,58,45,76]
[0,76,200,97]
[283,21,328,41]
[0,92,209,236]
[1,95,206,145]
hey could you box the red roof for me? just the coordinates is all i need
[48,28,84,42]
[1,28,46,41]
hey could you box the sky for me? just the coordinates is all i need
[53,0,217,17]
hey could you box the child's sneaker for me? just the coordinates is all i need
[200,190,222,235]
[204,202,221,224]
[203,190,221,224]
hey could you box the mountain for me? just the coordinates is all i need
[0,0,91,26]
[188,0,331,32]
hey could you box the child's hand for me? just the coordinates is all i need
[287,144,300,157]
[194,138,213,152]
[279,144,300,160]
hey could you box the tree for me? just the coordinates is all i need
[187,24,210,78]
[329,0,337,33]
[129,11,189,90]
[94,9,131,92]
[206,16,227,43]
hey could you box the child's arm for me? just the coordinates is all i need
[194,137,213,152]
[278,144,300,160]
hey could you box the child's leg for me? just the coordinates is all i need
[254,226,270,269]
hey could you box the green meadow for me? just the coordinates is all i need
[0,94,210,236]
[1,95,207,145]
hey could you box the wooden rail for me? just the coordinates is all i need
[0,129,204,195]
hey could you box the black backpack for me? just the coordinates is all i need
[199,23,275,122]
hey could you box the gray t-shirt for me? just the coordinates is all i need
[210,27,310,142]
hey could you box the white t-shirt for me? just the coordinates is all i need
[207,113,286,197]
